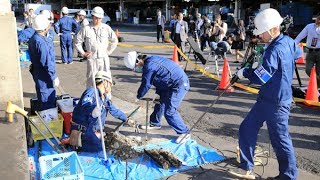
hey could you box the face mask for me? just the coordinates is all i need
[135,66,143,73]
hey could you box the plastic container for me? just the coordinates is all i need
[29,114,63,141]
[39,152,84,180]
[57,95,74,135]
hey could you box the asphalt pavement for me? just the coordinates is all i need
[19,23,320,179]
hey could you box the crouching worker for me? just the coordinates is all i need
[70,71,135,152]
[124,52,190,144]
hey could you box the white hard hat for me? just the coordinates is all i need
[40,9,54,23]
[82,18,89,27]
[92,6,104,18]
[32,14,50,31]
[197,13,201,17]
[253,8,283,36]
[78,10,86,16]
[61,7,68,14]
[95,71,112,84]
[124,51,138,69]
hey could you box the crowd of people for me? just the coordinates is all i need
[17,5,320,179]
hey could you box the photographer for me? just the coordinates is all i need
[200,15,211,51]
[208,14,230,54]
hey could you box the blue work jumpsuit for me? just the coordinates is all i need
[137,56,190,134]
[54,16,78,63]
[72,87,128,152]
[239,34,301,179]
[28,33,57,110]
[18,28,54,44]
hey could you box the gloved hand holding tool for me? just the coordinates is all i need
[113,106,141,134]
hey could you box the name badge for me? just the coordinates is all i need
[254,66,272,84]
[311,38,318,47]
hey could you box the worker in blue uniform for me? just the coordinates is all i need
[28,14,59,111]
[71,71,135,152]
[124,51,190,144]
[228,8,301,180]
[18,10,55,44]
[54,7,78,64]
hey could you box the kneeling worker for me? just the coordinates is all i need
[124,52,190,144]
[71,71,134,152]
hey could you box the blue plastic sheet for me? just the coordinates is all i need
[78,139,224,180]
[28,139,225,180]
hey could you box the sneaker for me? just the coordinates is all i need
[68,62,73,64]
[227,168,256,180]
[63,62,67,64]
[175,133,191,144]
[139,124,161,130]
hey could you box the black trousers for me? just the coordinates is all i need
[174,33,185,61]
[157,25,164,42]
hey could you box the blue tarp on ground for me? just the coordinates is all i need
[28,139,225,180]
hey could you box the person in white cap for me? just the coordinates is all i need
[54,6,78,64]
[227,8,301,180]
[75,6,118,88]
[71,71,134,152]
[28,14,59,111]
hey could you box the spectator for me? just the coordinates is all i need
[200,15,211,51]
[172,12,188,61]
[156,10,166,43]
[169,14,177,40]
[231,19,246,63]
[295,15,320,87]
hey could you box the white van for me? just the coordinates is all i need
[67,9,111,25]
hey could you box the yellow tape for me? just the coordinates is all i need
[176,47,320,106]
[118,43,174,49]
[119,32,155,34]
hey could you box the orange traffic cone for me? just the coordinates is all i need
[115,29,119,37]
[304,66,319,106]
[172,45,179,64]
[216,58,234,92]
[296,43,305,64]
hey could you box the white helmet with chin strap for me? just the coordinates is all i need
[124,51,138,69]
[32,14,50,31]
[253,8,283,36]
[95,71,112,84]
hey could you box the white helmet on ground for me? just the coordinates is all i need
[33,14,50,31]
[61,7,68,14]
[40,9,54,23]
[92,6,104,18]
[95,71,112,84]
[124,51,138,69]
[78,10,86,16]
[253,8,283,36]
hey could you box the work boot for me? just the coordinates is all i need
[139,124,161,130]
[175,133,191,144]
[227,168,256,180]
[266,175,280,180]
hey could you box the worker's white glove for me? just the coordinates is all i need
[71,32,75,35]
[135,99,140,103]
[252,62,259,69]
[126,119,135,127]
[54,77,60,87]
[58,33,62,36]
[92,106,102,118]
[237,68,245,80]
